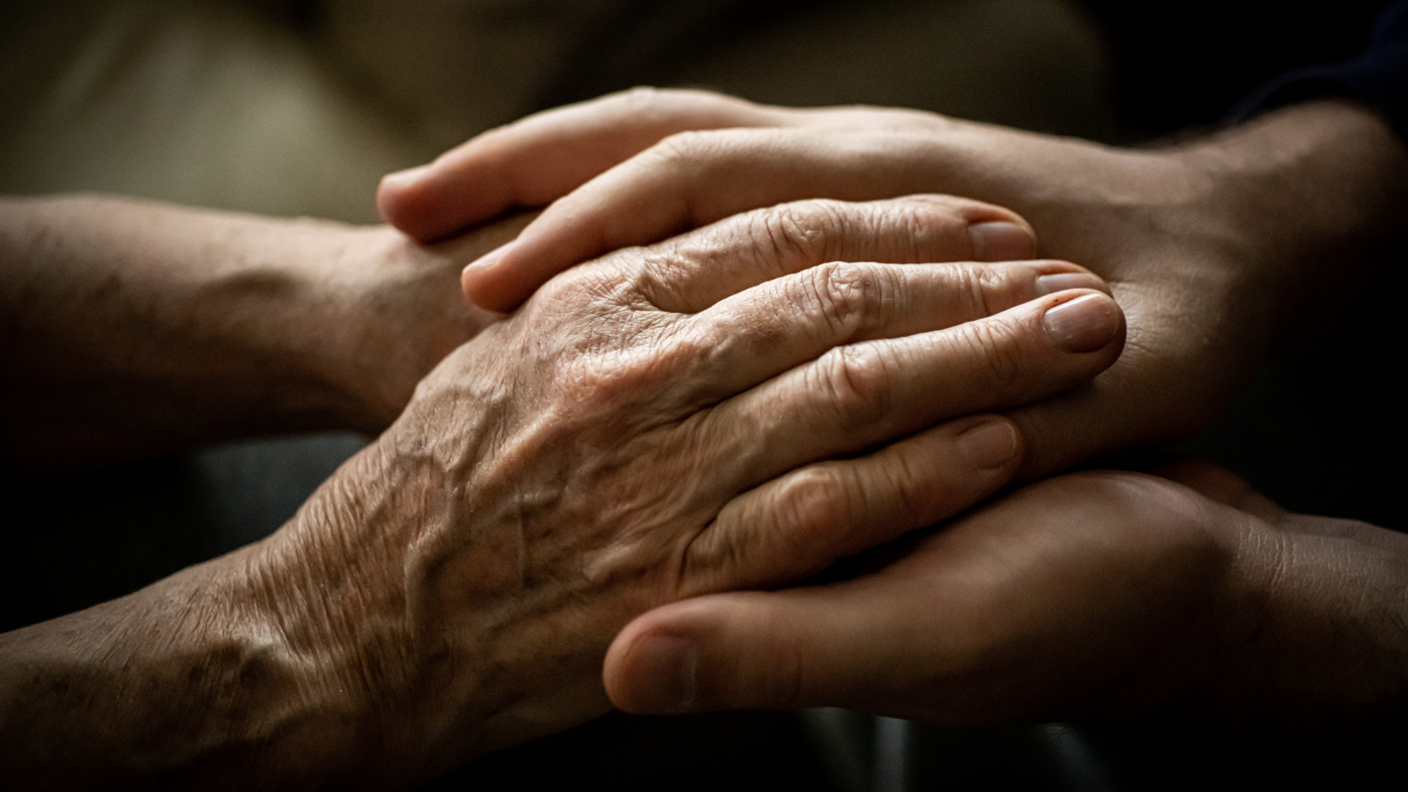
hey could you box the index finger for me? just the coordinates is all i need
[377,89,786,242]
[461,128,952,312]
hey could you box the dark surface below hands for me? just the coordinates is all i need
[1180,254,1406,531]
[1,433,368,634]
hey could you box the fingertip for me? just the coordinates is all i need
[461,242,522,312]
[968,220,1037,261]
[605,619,699,714]
[462,276,521,314]
[379,164,431,196]
[377,164,452,242]
[376,170,412,226]
[1040,291,1124,354]
[379,153,520,242]
[459,263,479,306]
[954,415,1023,472]
[608,597,768,715]
[1034,264,1111,297]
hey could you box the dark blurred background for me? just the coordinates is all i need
[1,2,1402,789]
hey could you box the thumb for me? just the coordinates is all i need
[604,586,905,715]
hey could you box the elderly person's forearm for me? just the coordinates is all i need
[0,195,519,471]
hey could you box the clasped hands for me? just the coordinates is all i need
[364,89,1408,742]
[255,192,1127,780]
[6,87,1406,792]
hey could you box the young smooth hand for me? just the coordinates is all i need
[605,462,1408,730]
[378,89,1408,482]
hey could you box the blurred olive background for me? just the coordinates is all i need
[2,2,1401,790]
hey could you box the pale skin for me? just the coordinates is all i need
[378,91,1408,726]
[0,193,1124,788]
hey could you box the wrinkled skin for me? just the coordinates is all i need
[0,194,1124,789]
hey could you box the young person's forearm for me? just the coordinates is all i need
[1180,100,1408,345]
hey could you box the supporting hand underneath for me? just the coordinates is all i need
[378,89,1408,481]
[604,462,1408,730]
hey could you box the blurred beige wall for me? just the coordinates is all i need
[0,0,1117,223]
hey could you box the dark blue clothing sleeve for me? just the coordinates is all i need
[1230,1,1408,136]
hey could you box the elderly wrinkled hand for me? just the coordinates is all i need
[291,194,1121,764]
[0,193,1123,788]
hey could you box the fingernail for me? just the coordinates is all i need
[463,240,516,277]
[380,164,431,191]
[1042,293,1119,353]
[956,419,1018,470]
[1036,272,1107,296]
[968,221,1034,261]
[628,635,697,713]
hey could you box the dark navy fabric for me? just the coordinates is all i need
[1231,0,1408,136]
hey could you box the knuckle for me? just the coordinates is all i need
[882,448,928,517]
[631,248,694,305]
[810,343,896,427]
[959,318,1027,389]
[959,263,1010,319]
[755,200,849,264]
[611,86,715,116]
[799,261,888,339]
[611,85,668,111]
[559,323,687,408]
[885,195,970,259]
[651,129,725,167]
[562,353,636,409]
[895,197,955,251]
[771,465,862,558]
[680,522,748,595]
